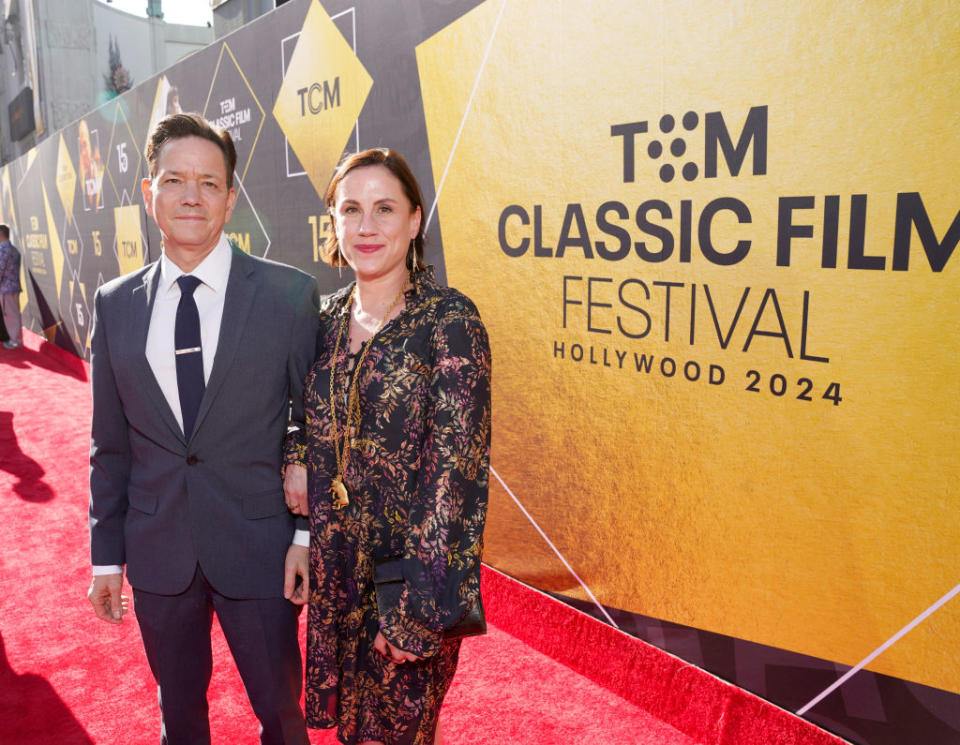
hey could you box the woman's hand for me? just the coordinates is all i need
[283,463,309,515]
[374,631,423,664]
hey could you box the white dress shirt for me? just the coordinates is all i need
[94,235,306,577]
[146,234,232,425]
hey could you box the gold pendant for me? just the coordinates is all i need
[331,475,349,510]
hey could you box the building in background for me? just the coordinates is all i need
[0,0,212,165]
[211,0,290,39]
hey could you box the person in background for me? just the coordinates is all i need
[0,224,22,350]
[87,113,317,745]
[284,148,491,745]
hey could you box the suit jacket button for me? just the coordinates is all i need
[186,455,198,466]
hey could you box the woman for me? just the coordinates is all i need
[288,148,491,745]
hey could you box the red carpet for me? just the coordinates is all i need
[0,330,845,745]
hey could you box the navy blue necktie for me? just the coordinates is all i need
[175,275,205,440]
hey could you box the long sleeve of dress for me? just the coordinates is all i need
[380,295,491,658]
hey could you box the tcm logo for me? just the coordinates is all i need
[612,105,767,183]
[120,239,140,259]
[227,232,252,253]
[297,77,340,116]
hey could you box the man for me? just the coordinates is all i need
[0,223,22,349]
[87,113,317,745]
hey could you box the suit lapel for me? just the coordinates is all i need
[191,248,258,438]
[131,263,186,444]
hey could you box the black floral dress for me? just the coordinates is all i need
[297,268,491,745]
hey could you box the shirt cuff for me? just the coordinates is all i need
[92,565,123,575]
[292,529,309,547]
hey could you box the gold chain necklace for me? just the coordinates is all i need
[328,280,407,509]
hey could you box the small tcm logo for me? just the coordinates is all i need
[612,105,767,183]
[297,77,341,116]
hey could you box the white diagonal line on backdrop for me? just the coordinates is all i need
[491,467,620,629]
[423,0,508,235]
[796,580,960,716]
[418,0,618,629]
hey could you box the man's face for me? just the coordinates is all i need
[141,135,236,271]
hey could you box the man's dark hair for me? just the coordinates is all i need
[0,224,10,241]
[145,112,237,187]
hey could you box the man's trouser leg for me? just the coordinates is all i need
[1,293,21,346]
[134,568,214,745]
[214,584,309,745]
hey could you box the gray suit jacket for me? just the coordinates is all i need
[89,247,319,598]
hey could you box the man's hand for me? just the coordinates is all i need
[283,463,308,516]
[88,573,128,624]
[284,544,309,605]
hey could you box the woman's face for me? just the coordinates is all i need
[332,165,421,284]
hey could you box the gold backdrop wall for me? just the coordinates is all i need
[417,0,959,696]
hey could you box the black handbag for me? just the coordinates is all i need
[373,557,487,640]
